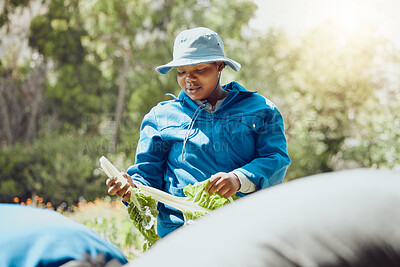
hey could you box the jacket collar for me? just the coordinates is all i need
[177,81,254,104]
[222,81,254,94]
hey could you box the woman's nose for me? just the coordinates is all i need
[185,72,196,82]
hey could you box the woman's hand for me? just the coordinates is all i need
[205,172,240,198]
[106,173,136,202]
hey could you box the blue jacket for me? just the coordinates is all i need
[127,81,291,237]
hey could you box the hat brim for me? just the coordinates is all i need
[155,56,241,75]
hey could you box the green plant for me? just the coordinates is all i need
[64,196,143,261]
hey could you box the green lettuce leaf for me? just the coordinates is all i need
[182,180,240,222]
[126,180,240,249]
[183,180,240,210]
[127,188,160,250]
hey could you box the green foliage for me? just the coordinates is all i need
[127,188,160,251]
[28,0,114,130]
[28,0,87,65]
[0,0,30,27]
[65,196,144,260]
[46,62,114,128]
[0,133,112,207]
[234,23,400,179]
[282,24,397,179]
[343,103,400,169]
[29,14,85,65]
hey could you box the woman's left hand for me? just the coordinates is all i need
[205,172,240,198]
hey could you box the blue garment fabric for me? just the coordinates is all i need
[127,81,291,237]
[0,204,128,267]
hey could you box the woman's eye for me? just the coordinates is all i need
[196,68,205,72]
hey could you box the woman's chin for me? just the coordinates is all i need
[186,92,204,101]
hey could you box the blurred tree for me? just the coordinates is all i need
[234,22,400,179]
[0,0,30,28]
[342,55,400,171]
[0,132,113,207]
[28,0,113,132]
[0,0,48,146]
[0,63,46,145]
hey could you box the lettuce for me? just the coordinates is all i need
[183,180,240,210]
[99,156,160,250]
[182,180,240,223]
[125,180,240,247]
[126,181,240,248]
[127,188,160,250]
[99,156,239,250]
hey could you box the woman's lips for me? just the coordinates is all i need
[187,86,201,91]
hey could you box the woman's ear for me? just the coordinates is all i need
[217,62,225,72]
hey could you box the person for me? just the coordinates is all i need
[106,27,291,238]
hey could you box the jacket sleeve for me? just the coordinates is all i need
[126,108,169,190]
[234,106,291,189]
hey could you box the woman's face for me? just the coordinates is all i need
[176,62,222,101]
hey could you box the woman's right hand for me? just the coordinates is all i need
[106,173,135,202]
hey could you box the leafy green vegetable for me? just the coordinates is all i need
[100,155,239,250]
[180,210,208,225]
[181,180,240,223]
[125,181,239,248]
[99,156,159,250]
[183,180,240,210]
[127,188,160,250]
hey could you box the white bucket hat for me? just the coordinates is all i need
[156,27,241,75]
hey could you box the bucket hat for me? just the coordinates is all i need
[156,27,241,74]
